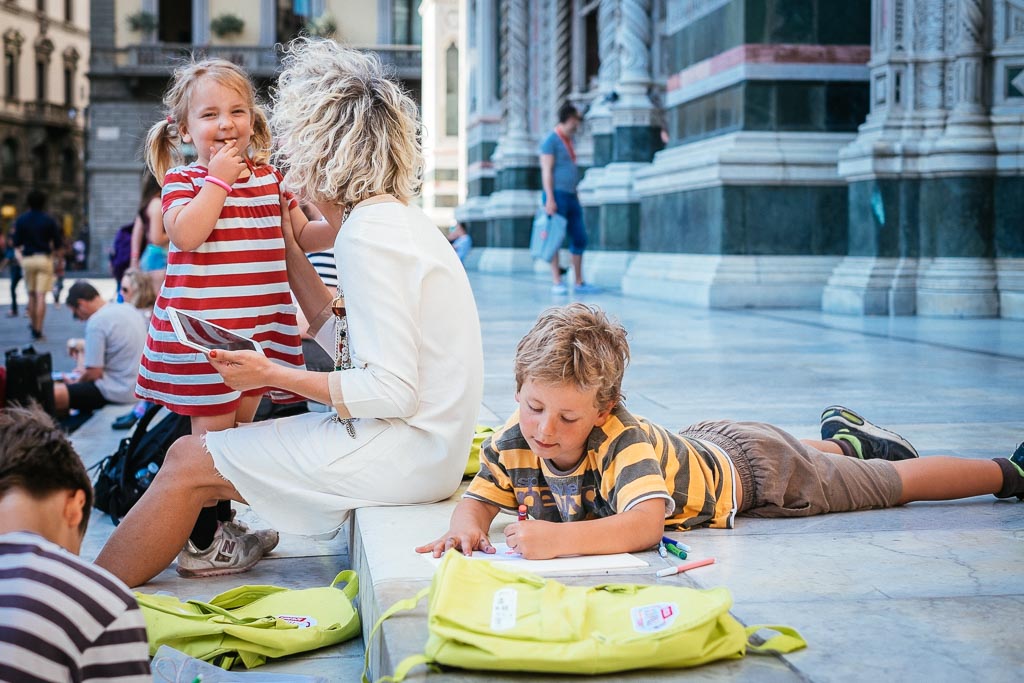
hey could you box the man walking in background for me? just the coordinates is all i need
[539,102,598,295]
[13,190,62,339]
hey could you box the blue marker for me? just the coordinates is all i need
[662,536,692,553]
[657,542,668,558]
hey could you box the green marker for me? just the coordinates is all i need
[666,543,687,560]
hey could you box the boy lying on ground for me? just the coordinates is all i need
[418,303,1023,560]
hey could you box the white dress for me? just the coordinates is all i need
[204,202,485,535]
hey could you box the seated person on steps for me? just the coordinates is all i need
[419,303,1024,560]
[55,280,148,416]
[0,406,150,682]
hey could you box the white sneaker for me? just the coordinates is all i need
[175,522,264,578]
[223,518,280,555]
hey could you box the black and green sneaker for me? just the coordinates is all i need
[820,405,919,461]
[1011,442,1024,471]
[994,444,1024,500]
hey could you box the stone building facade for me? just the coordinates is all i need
[456,0,1024,319]
[86,0,424,270]
[0,0,89,249]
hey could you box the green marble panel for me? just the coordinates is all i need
[919,177,994,258]
[468,141,497,165]
[583,205,600,239]
[467,176,495,198]
[847,179,920,258]
[663,0,743,73]
[613,126,662,164]
[725,185,847,255]
[996,176,1024,257]
[639,184,847,255]
[818,0,871,44]
[639,186,724,254]
[746,0,869,44]
[487,216,533,248]
[592,134,613,168]
[595,203,640,251]
[465,220,488,248]
[497,166,541,192]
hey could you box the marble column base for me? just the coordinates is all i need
[576,250,636,288]
[622,254,841,308]
[822,257,920,316]
[916,257,999,318]
[996,258,1024,321]
[473,247,535,274]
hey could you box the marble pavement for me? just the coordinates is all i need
[2,272,1021,681]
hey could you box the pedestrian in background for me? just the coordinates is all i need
[2,225,22,318]
[539,102,598,295]
[13,189,62,340]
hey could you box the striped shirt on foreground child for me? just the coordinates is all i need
[0,407,150,683]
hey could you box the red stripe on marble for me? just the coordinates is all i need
[666,43,871,92]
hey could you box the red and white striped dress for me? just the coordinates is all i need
[135,162,304,416]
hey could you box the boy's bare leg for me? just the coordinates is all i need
[892,457,1003,505]
[802,439,843,455]
[95,435,242,587]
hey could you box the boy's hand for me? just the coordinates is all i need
[415,529,497,558]
[503,520,561,560]
[207,140,247,185]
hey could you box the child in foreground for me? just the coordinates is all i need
[419,304,1024,560]
[0,406,150,681]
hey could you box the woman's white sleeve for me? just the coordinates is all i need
[332,231,422,418]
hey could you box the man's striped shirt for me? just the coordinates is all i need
[0,532,150,682]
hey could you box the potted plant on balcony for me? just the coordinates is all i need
[306,14,337,39]
[126,11,158,36]
[210,14,245,38]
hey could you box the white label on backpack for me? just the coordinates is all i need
[276,614,317,629]
[631,603,678,633]
[490,588,517,631]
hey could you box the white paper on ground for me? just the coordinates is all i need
[420,543,648,575]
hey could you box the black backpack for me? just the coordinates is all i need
[91,403,191,522]
[4,345,55,414]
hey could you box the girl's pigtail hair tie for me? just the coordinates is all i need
[166,115,174,124]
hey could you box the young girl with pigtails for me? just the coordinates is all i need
[136,58,331,577]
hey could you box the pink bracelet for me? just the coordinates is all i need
[205,175,233,194]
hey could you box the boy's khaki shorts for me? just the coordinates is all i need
[680,420,902,517]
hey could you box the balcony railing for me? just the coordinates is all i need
[2,100,81,128]
[91,44,422,81]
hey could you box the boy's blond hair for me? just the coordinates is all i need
[515,304,630,409]
[270,38,422,207]
[144,58,271,182]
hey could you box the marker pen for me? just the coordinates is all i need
[656,557,715,577]
[518,504,528,521]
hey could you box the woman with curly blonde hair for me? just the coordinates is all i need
[97,39,484,587]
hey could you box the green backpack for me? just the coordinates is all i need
[136,570,360,669]
[364,552,805,682]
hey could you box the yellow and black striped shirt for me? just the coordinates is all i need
[465,405,737,530]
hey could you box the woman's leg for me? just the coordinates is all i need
[95,434,242,587]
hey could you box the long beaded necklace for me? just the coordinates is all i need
[330,205,356,438]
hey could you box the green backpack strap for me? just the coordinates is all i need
[744,624,807,655]
[331,569,359,600]
[361,586,434,683]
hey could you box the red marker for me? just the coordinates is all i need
[517,505,528,521]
